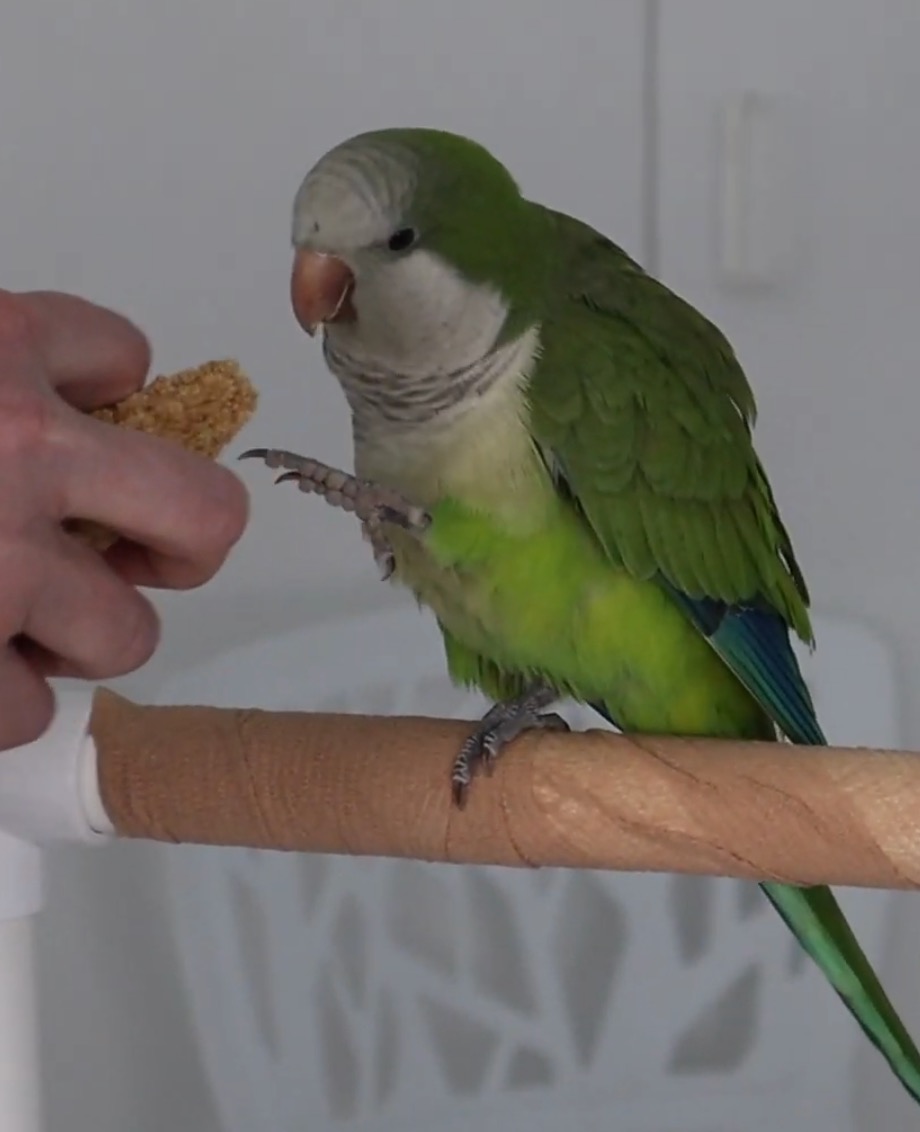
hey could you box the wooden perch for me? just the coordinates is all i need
[90,688,920,889]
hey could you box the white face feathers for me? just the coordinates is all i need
[291,138,512,390]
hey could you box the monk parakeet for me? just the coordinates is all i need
[242,128,920,1102]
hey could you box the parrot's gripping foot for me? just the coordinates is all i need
[239,448,431,580]
[451,683,568,807]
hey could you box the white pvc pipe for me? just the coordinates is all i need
[0,686,115,1132]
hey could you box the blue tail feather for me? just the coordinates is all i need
[662,587,825,746]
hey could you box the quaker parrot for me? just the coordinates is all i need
[241,127,920,1102]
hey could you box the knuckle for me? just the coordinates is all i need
[0,383,57,465]
[116,321,152,379]
[0,666,54,752]
[22,684,55,741]
[0,291,35,350]
[194,471,250,567]
[100,591,160,676]
[86,301,152,384]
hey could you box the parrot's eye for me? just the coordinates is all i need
[387,227,418,252]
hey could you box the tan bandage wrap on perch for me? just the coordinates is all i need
[89,689,920,890]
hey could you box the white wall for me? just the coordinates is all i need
[3,2,920,1130]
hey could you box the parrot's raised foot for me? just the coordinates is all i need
[239,448,431,579]
[452,683,568,807]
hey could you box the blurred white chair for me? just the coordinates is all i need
[157,597,902,1132]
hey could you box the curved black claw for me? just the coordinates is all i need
[359,521,397,580]
[239,447,431,580]
[451,685,569,808]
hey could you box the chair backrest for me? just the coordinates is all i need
[157,598,901,1132]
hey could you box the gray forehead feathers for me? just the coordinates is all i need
[291,139,419,250]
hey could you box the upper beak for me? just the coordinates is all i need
[290,248,355,336]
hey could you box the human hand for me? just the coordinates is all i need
[0,289,249,750]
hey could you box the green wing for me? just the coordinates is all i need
[529,206,813,646]
[527,207,825,745]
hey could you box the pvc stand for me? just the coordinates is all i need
[0,835,42,1132]
[0,687,112,1132]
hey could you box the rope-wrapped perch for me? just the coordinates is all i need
[90,688,920,889]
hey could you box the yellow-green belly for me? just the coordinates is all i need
[388,494,771,741]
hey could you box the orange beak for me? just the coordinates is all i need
[290,248,356,336]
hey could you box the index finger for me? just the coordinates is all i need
[62,411,249,588]
[15,290,152,409]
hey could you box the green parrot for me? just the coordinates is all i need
[242,127,920,1102]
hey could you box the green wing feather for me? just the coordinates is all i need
[530,208,811,641]
[526,205,920,1103]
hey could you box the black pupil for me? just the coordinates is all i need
[388,228,416,252]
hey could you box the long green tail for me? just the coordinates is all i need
[655,593,920,1101]
[762,880,920,1101]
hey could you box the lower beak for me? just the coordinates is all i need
[290,248,355,336]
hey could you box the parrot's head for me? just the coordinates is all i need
[289,128,552,384]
